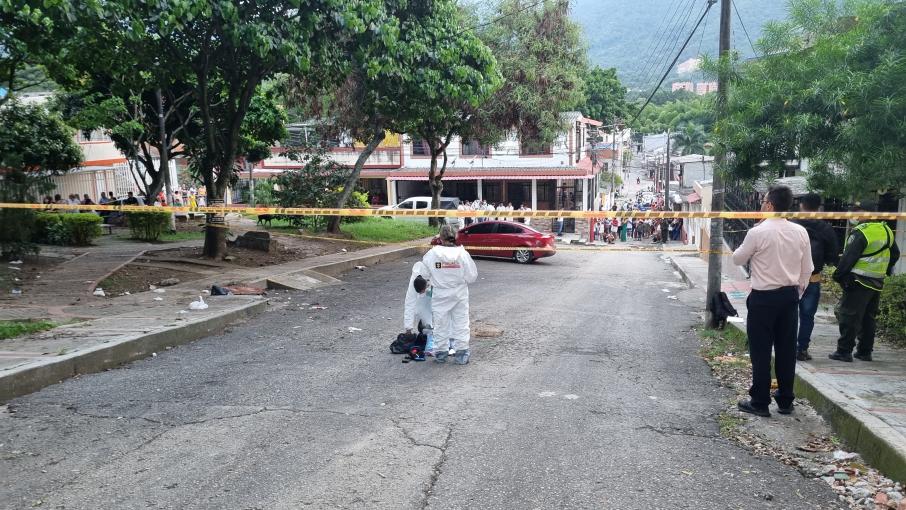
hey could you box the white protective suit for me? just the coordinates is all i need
[403,261,433,331]
[422,245,478,352]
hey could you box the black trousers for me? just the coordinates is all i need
[746,286,800,409]
[835,283,881,355]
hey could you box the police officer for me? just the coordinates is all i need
[829,202,900,362]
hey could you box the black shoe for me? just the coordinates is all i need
[796,350,813,361]
[854,352,873,362]
[776,404,794,415]
[828,351,853,363]
[738,399,771,418]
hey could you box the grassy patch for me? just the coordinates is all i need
[158,230,206,242]
[699,327,749,360]
[0,320,56,340]
[718,411,745,436]
[340,218,437,243]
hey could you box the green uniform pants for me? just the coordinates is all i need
[835,283,881,355]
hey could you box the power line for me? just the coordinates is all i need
[638,0,698,88]
[635,0,689,86]
[631,0,718,125]
[644,0,701,87]
[732,0,758,57]
[457,0,547,35]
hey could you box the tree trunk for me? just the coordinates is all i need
[327,128,385,233]
[202,171,227,259]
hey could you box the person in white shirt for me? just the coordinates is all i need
[732,185,813,418]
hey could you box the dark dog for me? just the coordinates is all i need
[256,214,274,227]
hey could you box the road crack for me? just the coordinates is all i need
[636,424,719,439]
[420,426,454,509]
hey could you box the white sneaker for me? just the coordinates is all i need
[448,349,456,356]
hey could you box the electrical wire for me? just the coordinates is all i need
[635,0,690,87]
[644,0,702,88]
[636,0,698,88]
[630,0,718,125]
[456,0,548,35]
[732,0,759,57]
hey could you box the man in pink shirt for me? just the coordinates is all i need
[732,185,813,417]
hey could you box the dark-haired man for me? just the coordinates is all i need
[793,193,839,361]
[732,185,813,417]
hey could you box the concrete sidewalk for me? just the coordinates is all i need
[0,240,425,402]
[669,254,906,481]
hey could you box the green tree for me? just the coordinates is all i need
[393,0,502,219]
[632,94,715,135]
[87,0,381,258]
[671,123,708,155]
[582,67,629,123]
[718,0,905,197]
[0,101,82,258]
[473,0,585,146]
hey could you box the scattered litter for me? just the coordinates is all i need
[309,305,327,310]
[153,297,163,301]
[293,326,302,329]
[681,470,694,476]
[300,303,310,306]
[202,290,211,295]
[377,472,386,479]
[178,310,189,314]
[661,289,670,293]
[13,277,20,282]
[563,394,579,400]
[189,296,209,310]
[93,288,106,297]
[667,295,678,300]
[10,288,22,295]
[833,450,859,461]
[340,248,347,252]
[648,396,657,400]
[124,291,131,295]
[211,284,266,296]
[347,327,362,332]
[152,288,166,294]
[7,266,21,271]
[355,265,366,271]
[9,260,22,265]
[151,352,157,357]
[149,284,157,290]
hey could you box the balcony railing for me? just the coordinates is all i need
[265,147,401,169]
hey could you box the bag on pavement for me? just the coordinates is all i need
[390,332,427,354]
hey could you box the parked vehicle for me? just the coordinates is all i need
[379,196,462,226]
[432,220,556,264]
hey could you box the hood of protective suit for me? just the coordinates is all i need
[432,245,465,264]
[411,261,430,276]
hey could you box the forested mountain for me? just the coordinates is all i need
[569,0,789,90]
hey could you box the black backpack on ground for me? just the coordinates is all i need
[710,291,739,330]
[390,332,427,354]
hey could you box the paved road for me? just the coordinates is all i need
[0,251,842,509]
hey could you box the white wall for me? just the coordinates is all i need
[402,131,574,169]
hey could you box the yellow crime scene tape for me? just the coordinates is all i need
[3,202,905,220]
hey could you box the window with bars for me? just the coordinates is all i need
[76,129,112,143]
[519,138,551,156]
[461,139,489,156]
[411,139,431,156]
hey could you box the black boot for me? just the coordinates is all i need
[828,351,853,362]
[854,351,873,362]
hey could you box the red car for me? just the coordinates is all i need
[432,220,556,264]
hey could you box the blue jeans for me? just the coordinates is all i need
[797,281,821,352]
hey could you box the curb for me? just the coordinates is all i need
[307,245,426,278]
[670,257,906,483]
[795,367,906,482]
[0,299,267,403]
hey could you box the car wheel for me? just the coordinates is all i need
[514,248,533,264]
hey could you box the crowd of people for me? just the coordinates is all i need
[732,186,900,418]
[456,200,533,226]
[40,186,207,210]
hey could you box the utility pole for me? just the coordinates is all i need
[706,0,732,327]
[663,128,671,244]
[611,116,617,209]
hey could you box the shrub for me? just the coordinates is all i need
[879,274,906,347]
[33,212,102,246]
[342,190,370,224]
[127,211,171,241]
[0,208,38,259]
[61,214,102,245]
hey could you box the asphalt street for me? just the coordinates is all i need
[1,251,843,509]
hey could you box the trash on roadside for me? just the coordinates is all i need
[833,450,858,461]
[153,297,163,301]
[202,289,211,295]
[10,288,22,295]
[348,327,362,332]
[189,296,209,310]
[93,288,106,297]
[340,248,347,252]
[7,266,21,271]
[152,288,166,294]
[210,284,266,296]
[310,305,327,310]
[178,310,189,314]
[667,295,678,300]
[149,284,157,290]
[355,265,366,270]
[9,260,22,265]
